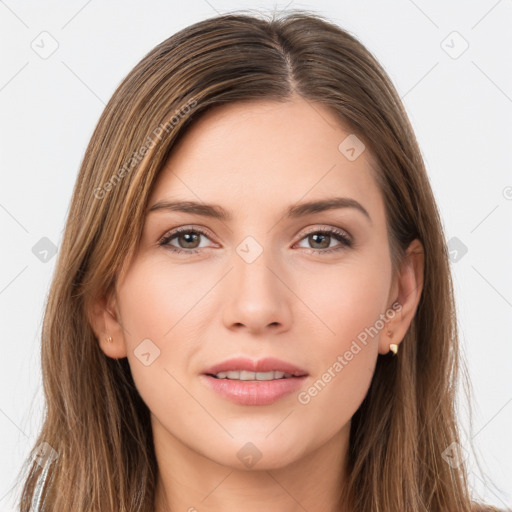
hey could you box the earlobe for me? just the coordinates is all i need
[379,238,425,355]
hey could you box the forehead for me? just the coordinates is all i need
[149,98,384,223]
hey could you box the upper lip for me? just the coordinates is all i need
[203,357,308,377]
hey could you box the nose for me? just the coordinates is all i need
[221,242,292,335]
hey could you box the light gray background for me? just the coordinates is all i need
[1,0,511,510]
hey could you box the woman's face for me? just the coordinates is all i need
[99,97,418,470]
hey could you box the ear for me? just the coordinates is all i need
[87,290,128,359]
[379,238,425,355]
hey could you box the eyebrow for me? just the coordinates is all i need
[148,197,372,224]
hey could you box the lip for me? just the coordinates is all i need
[201,375,307,405]
[202,357,308,377]
[201,357,309,406]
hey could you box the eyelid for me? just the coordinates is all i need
[297,224,352,243]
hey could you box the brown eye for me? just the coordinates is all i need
[296,228,353,254]
[159,227,212,254]
[308,233,331,249]
[175,232,201,249]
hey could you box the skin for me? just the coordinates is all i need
[90,96,424,512]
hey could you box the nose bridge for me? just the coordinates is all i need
[233,233,280,293]
[222,232,290,330]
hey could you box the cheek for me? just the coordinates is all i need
[115,256,219,405]
[117,257,207,342]
[294,249,390,407]
[296,272,385,433]
[295,252,391,350]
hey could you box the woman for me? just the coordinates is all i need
[17,9,506,512]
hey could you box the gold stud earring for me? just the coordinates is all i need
[387,330,398,355]
[106,336,113,343]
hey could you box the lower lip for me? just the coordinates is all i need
[201,374,307,405]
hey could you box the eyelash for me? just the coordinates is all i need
[158,226,353,255]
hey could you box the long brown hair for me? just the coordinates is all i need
[16,9,506,512]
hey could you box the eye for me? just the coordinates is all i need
[295,227,353,254]
[158,225,353,255]
[158,226,214,254]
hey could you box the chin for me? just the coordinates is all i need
[204,434,306,471]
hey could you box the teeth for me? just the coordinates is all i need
[213,370,293,380]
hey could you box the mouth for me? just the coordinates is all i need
[207,370,302,381]
[202,356,308,378]
[201,357,308,406]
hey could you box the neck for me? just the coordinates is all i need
[152,417,351,512]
